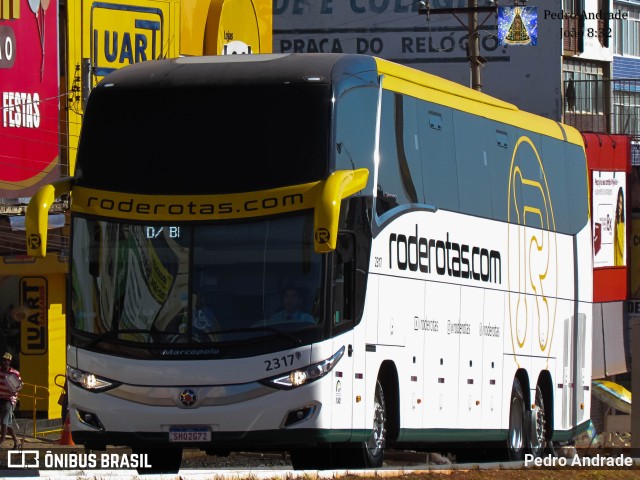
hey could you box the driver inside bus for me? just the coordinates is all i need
[268,287,315,324]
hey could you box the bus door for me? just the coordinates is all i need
[405,281,426,431]
[424,282,461,429]
[458,287,484,428]
[561,316,574,429]
[481,289,505,429]
[329,233,358,437]
[562,312,588,429]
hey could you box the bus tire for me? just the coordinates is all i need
[507,378,526,461]
[133,447,183,474]
[352,379,387,468]
[528,385,549,458]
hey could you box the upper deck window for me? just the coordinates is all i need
[76,83,332,194]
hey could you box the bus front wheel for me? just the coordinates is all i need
[290,379,387,470]
[507,378,526,461]
[349,379,387,468]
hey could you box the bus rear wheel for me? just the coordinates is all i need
[507,378,526,461]
[528,385,549,458]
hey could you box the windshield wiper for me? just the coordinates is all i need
[86,329,150,348]
[212,326,302,345]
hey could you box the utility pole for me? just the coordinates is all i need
[468,0,482,90]
[418,0,496,91]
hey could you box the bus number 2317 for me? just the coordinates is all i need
[265,355,295,371]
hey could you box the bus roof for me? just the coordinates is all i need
[94,53,583,146]
[375,57,518,112]
[94,53,360,88]
[374,57,583,146]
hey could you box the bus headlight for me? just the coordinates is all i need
[261,346,345,390]
[67,366,120,392]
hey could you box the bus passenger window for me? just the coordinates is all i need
[375,91,423,220]
[335,86,377,195]
[375,184,399,217]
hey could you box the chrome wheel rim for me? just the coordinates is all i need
[367,387,386,455]
[531,391,546,456]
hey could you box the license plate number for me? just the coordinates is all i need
[169,427,211,442]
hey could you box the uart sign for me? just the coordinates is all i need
[19,276,48,355]
[90,2,167,79]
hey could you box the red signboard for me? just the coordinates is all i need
[0,0,60,199]
[583,133,632,303]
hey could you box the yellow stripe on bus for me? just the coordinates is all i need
[71,182,323,222]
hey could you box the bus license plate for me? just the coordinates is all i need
[169,427,211,442]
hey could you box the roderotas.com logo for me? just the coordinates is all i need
[7,450,151,469]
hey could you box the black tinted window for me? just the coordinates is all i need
[77,84,332,193]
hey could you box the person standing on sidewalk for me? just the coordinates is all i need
[0,352,22,448]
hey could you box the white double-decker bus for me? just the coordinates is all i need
[27,53,592,472]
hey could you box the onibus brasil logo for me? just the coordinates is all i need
[7,450,151,469]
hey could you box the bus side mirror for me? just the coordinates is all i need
[25,178,73,258]
[314,169,368,254]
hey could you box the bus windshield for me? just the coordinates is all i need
[70,213,323,354]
